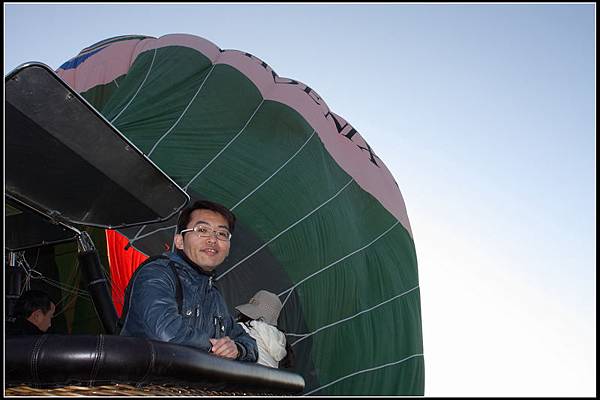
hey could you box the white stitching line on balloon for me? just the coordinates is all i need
[147,64,217,157]
[304,353,424,396]
[230,130,316,211]
[124,129,315,247]
[286,284,420,346]
[124,98,267,246]
[111,48,157,124]
[183,98,265,192]
[278,220,401,307]
[215,178,355,282]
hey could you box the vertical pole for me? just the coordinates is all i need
[77,232,118,334]
[5,252,24,320]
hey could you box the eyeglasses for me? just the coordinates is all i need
[180,224,232,241]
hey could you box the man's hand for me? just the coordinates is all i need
[209,336,239,359]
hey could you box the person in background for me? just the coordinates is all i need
[119,200,257,362]
[235,290,294,368]
[6,289,56,335]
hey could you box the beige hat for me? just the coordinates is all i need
[235,290,283,326]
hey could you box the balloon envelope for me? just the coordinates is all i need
[57,33,424,395]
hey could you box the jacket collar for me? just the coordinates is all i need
[172,249,217,279]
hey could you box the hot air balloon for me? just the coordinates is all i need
[9,33,424,395]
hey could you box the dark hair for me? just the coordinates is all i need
[236,312,253,324]
[177,200,236,234]
[14,290,54,318]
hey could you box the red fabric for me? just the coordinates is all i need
[105,229,148,316]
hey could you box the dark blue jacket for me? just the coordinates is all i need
[119,251,257,362]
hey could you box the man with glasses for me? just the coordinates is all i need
[119,200,258,362]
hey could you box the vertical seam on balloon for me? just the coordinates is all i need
[110,48,157,124]
[126,127,312,245]
[216,178,355,281]
[183,99,266,191]
[230,130,316,211]
[147,64,217,157]
[304,353,424,396]
[287,285,420,345]
[279,220,400,306]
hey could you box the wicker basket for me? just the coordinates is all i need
[4,383,273,396]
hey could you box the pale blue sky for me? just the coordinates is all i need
[4,3,596,396]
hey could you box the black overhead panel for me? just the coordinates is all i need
[5,195,78,251]
[5,63,189,230]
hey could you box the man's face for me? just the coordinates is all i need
[175,209,231,272]
[30,302,55,332]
